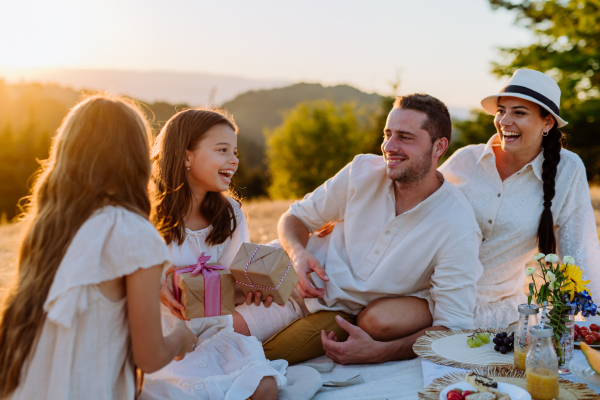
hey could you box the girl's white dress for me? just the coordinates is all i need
[9,206,172,400]
[144,198,288,399]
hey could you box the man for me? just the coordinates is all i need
[234,93,484,364]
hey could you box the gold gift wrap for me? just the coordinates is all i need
[230,243,299,305]
[167,264,236,319]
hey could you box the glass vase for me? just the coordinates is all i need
[557,313,575,374]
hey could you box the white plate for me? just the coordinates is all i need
[439,381,532,400]
[575,321,600,348]
[569,355,600,387]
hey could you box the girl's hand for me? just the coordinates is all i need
[160,267,186,320]
[245,291,275,308]
[172,320,198,361]
[160,281,186,320]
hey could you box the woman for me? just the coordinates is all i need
[440,69,600,328]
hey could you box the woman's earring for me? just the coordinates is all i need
[542,130,549,136]
[186,166,190,170]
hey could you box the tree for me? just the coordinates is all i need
[266,100,370,199]
[446,110,497,160]
[488,0,600,180]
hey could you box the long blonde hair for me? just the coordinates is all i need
[0,94,153,396]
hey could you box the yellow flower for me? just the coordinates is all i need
[561,264,591,300]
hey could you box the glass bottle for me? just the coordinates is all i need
[526,324,559,400]
[514,303,539,371]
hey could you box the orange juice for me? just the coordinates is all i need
[526,369,559,400]
[514,347,527,371]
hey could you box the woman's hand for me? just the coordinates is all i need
[160,265,186,320]
[172,320,198,361]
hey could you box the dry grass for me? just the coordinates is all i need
[241,199,296,244]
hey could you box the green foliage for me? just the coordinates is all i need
[488,0,600,180]
[266,100,376,199]
[446,110,497,160]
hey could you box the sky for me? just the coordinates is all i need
[0,0,533,109]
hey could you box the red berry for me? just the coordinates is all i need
[586,335,596,345]
[581,328,591,337]
[447,390,463,400]
[574,330,579,341]
[590,324,599,332]
[575,324,581,331]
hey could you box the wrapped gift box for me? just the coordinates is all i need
[230,243,299,305]
[167,255,235,319]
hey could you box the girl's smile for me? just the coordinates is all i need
[185,123,239,195]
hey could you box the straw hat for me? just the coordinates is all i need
[481,69,568,128]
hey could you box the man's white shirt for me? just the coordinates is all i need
[289,154,484,330]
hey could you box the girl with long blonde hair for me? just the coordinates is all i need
[0,94,197,399]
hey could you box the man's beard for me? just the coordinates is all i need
[388,144,433,185]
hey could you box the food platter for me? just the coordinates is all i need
[575,321,600,349]
[418,367,600,400]
[439,381,531,400]
[413,329,515,370]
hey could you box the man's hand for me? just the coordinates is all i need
[160,265,186,320]
[321,315,386,364]
[292,248,329,298]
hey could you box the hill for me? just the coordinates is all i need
[222,82,382,168]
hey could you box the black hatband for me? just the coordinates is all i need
[499,85,560,115]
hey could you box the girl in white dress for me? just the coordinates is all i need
[0,94,198,400]
[144,108,285,400]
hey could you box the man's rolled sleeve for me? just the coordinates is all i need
[429,231,483,329]
[288,161,352,233]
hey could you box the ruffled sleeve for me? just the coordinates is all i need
[44,206,171,327]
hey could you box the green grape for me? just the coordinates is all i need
[480,333,490,344]
[474,337,482,347]
[467,339,476,348]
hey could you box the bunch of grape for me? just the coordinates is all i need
[492,332,514,354]
[466,332,490,348]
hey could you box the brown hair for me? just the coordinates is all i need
[537,107,563,255]
[0,94,153,396]
[393,93,452,144]
[151,108,240,246]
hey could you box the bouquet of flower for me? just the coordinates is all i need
[525,253,597,363]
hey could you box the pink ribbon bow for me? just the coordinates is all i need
[173,252,226,318]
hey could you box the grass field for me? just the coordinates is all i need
[0,189,599,305]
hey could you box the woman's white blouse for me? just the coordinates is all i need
[440,134,600,327]
[10,206,171,400]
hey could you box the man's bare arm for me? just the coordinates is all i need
[278,212,329,298]
[278,212,310,258]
